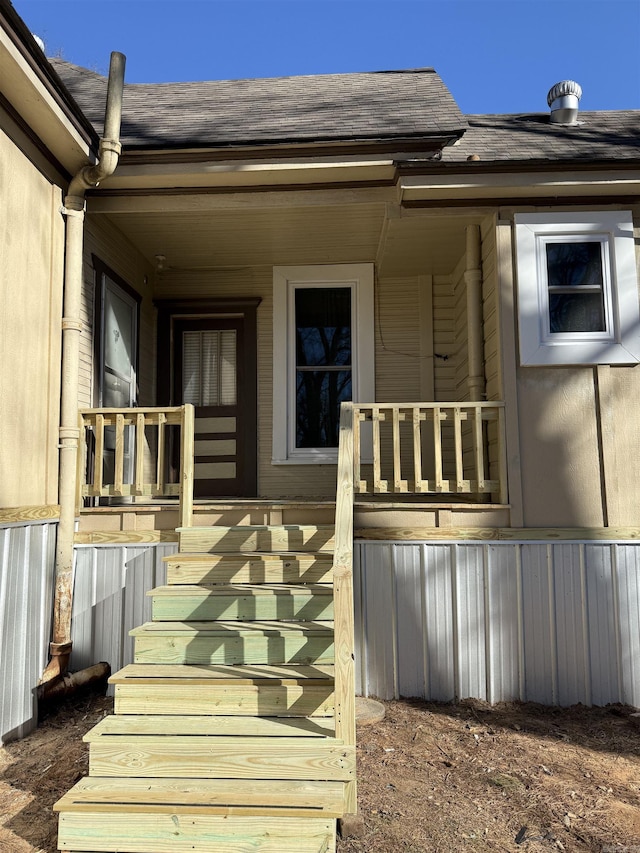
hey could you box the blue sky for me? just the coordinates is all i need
[12,0,640,114]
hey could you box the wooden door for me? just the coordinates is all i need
[173,318,250,498]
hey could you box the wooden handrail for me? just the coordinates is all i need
[333,401,357,814]
[76,405,195,525]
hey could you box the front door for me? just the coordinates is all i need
[173,318,250,497]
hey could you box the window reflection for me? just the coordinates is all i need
[546,242,605,333]
[295,288,352,448]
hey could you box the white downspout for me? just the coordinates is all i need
[465,224,485,401]
[41,52,126,684]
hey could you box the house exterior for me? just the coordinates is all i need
[2,0,640,751]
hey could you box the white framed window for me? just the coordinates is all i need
[514,211,640,366]
[272,264,374,464]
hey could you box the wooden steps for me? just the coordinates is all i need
[131,622,335,665]
[147,583,334,621]
[56,521,353,852]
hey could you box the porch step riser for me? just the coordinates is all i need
[87,739,354,780]
[58,814,336,852]
[134,635,334,666]
[150,594,333,622]
[165,556,334,585]
[178,525,335,554]
[113,685,335,717]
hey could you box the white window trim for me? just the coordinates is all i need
[272,263,374,464]
[514,211,640,366]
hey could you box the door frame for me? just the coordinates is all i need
[156,298,261,497]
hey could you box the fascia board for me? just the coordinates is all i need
[400,170,640,201]
[0,27,94,173]
[98,158,397,191]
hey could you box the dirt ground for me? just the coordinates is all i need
[1,689,639,853]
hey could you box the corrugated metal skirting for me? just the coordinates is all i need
[0,521,57,740]
[71,544,178,690]
[355,541,640,707]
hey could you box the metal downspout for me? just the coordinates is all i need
[465,225,486,401]
[41,52,126,685]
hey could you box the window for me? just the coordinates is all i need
[272,264,374,463]
[514,212,640,365]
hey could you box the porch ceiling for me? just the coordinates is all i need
[93,197,483,279]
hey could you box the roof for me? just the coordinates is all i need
[441,112,640,165]
[50,60,467,151]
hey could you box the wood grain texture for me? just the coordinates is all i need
[165,554,334,585]
[55,777,343,816]
[113,684,335,717]
[178,525,335,553]
[58,814,336,852]
[148,584,333,622]
[88,736,355,780]
[0,505,60,524]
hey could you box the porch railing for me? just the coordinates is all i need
[352,401,507,503]
[76,405,195,528]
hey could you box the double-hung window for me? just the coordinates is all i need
[514,211,640,365]
[272,264,374,463]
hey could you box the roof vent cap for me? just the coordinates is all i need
[547,80,582,125]
[32,34,45,51]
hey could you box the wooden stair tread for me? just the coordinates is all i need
[110,663,335,683]
[54,777,344,816]
[131,620,333,635]
[147,584,333,596]
[87,738,354,780]
[163,553,335,563]
[176,525,335,534]
[178,525,335,554]
[87,715,335,738]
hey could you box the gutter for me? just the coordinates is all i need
[40,51,126,690]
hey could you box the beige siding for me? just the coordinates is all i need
[432,274,457,402]
[504,205,640,527]
[0,124,64,506]
[375,277,422,401]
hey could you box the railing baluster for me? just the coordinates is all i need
[473,405,486,493]
[156,412,166,495]
[93,414,104,495]
[114,413,125,496]
[433,406,443,492]
[372,405,385,493]
[497,405,508,504]
[412,407,423,492]
[352,405,362,493]
[392,407,403,492]
[453,406,464,492]
[76,412,87,513]
[134,413,145,496]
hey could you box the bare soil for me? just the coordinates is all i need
[1,689,639,853]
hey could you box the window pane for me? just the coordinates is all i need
[219,330,237,405]
[546,242,603,287]
[549,292,605,333]
[295,288,351,367]
[296,369,351,448]
[183,330,237,407]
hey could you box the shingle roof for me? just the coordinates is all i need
[441,112,640,164]
[50,60,467,150]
